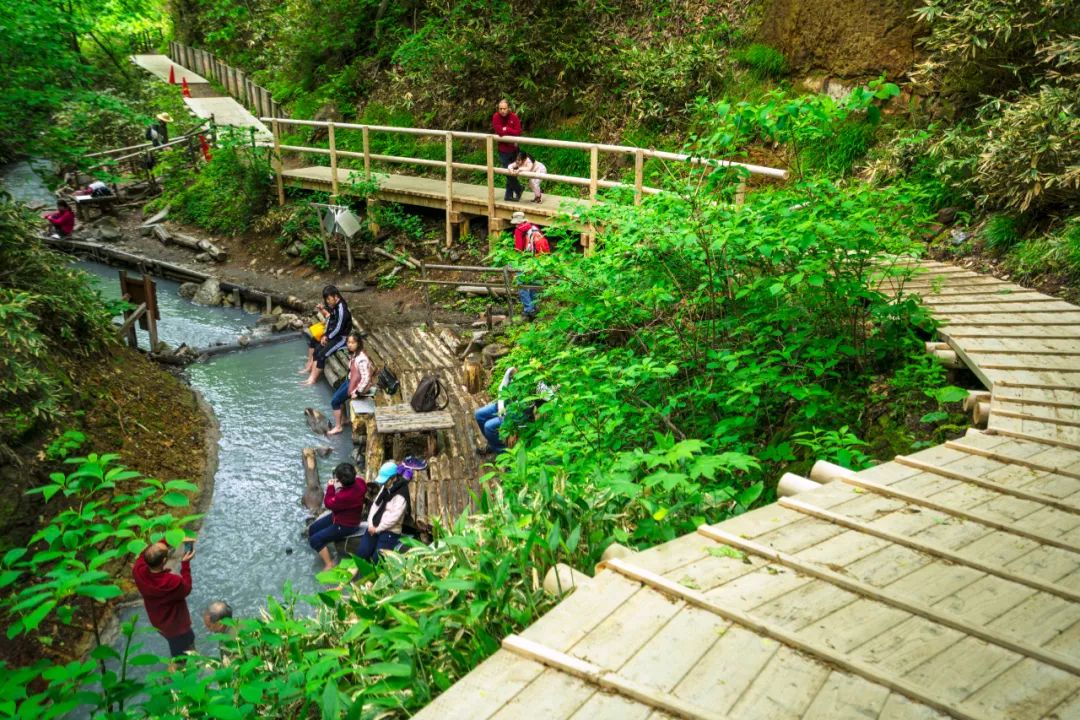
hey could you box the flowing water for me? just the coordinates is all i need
[76,262,353,663]
[0,159,57,207]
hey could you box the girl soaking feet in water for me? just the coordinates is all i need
[300,286,351,386]
[327,332,374,436]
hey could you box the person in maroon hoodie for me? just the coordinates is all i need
[307,462,367,571]
[133,541,195,659]
[42,199,75,238]
[491,99,523,201]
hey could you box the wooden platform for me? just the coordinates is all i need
[343,324,488,525]
[281,167,591,230]
[183,97,272,143]
[414,260,1080,720]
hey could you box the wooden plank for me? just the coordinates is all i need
[987,591,1080,649]
[700,527,1080,673]
[960,659,1079,720]
[799,597,910,654]
[877,692,948,720]
[603,559,983,720]
[894,455,1080,513]
[930,302,1078,314]
[501,635,727,720]
[987,427,1080,454]
[850,615,964,676]
[569,586,683,670]
[617,606,731,695]
[994,409,1080,430]
[901,637,1020,705]
[835,472,1080,553]
[933,574,1034,626]
[801,670,892,720]
[410,649,543,720]
[781,498,1080,602]
[487,665,595,720]
[670,625,780,714]
[726,646,830,720]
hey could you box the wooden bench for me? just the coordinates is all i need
[73,190,119,220]
[365,402,455,478]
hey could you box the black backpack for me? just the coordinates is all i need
[410,375,448,412]
[377,366,400,395]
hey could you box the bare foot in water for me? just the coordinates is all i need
[301,379,318,386]
[327,425,344,436]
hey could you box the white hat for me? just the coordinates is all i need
[510,211,527,225]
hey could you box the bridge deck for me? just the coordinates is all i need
[281,167,592,229]
[415,260,1080,720]
[183,97,272,143]
[131,54,208,84]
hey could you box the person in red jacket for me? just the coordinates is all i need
[491,99,523,201]
[133,541,195,658]
[42,199,75,238]
[307,462,367,571]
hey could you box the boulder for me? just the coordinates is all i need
[139,224,157,238]
[153,341,173,354]
[271,305,283,316]
[238,335,251,347]
[192,278,223,306]
[285,241,303,257]
[194,252,212,263]
[178,282,200,300]
[242,301,261,314]
[255,314,277,327]
[96,216,121,241]
[273,313,299,332]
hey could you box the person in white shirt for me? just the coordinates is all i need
[508,151,547,203]
[353,462,410,565]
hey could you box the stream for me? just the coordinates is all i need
[78,262,352,661]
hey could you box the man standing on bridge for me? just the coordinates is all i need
[492,99,523,202]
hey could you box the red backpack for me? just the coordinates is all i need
[524,226,550,254]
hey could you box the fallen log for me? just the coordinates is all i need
[457,285,511,296]
[173,231,227,262]
[195,331,304,359]
[301,448,323,518]
[372,246,420,270]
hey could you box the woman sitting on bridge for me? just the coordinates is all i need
[327,332,374,436]
[508,151,546,204]
[301,285,352,386]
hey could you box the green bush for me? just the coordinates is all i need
[0,199,113,458]
[733,43,787,79]
[981,214,1021,253]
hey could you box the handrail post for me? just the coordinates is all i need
[444,132,454,248]
[362,126,371,178]
[328,121,338,198]
[485,134,495,226]
[420,260,434,328]
[634,149,644,205]
[272,118,285,206]
[735,180,747,207]
[589,145,599,201]
[502,266,515,323]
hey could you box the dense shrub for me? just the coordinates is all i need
[981,214,1021,253]
[0,199,114,458]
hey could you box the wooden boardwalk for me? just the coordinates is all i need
[414,260,1080,720]
[132,54,209,84]
[281,167,589,231]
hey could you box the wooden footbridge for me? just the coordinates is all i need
[415,260,1080,720]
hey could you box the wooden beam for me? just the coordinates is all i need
[589,145,599,201]
[362,127,371,178]
[602,559,982,720]
[501,635,727,720]
[986,427,1080,453]
[699,525,1080,675]
[328,121,339,198]
[780,496,1080,603]
[486,135,496,233]
[272,118,285,206]
[634,149,643,205]
[835,471,1079,553]
[444,132,454,248]
[893,454,1080,513]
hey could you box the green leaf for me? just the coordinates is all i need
[161,492,190,508]
[77,584,123,601]
[165,528,186,547]
[361,662,412,677]
[206,705,244,720]
[321,680,341,720]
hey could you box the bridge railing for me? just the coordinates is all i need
[170,41,283,121]
[263,117,788,245]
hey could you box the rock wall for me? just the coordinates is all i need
[758,0,922,79]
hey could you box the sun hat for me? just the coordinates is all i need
[156,112,174,123]
[375,461,398,485]
[510,211,527,225]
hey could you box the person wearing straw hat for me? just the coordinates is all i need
[146,112,173,147]
[510,211,549,320]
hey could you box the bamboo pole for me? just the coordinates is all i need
[272,118,285,206]
[328,122,338,198]
[362,127,371,178]
[444,132,454,248]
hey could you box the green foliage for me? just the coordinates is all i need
[156,130,272,235]
[44,429,87,461]
[0,199,113,457]
[371,202,425,241]
[1004,218,1080,281]
[732,44,787,79]
[982,214,1021,253]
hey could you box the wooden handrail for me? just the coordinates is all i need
[262,116,788,179]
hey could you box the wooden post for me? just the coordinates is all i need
[589,145,599,200]
[634,149,644,205]
[502,266,515,323]
[272,118,285,206]
[485,135,496,224]
[362,126,371,178]
[328,122,339,198]
[420,260,434,328]
[444,132,454,248]
[735,180,747,207]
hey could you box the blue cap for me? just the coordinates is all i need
[375,461,398,485]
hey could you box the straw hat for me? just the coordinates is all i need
[155,112,174,123]
[510,211,527,225]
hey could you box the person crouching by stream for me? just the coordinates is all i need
[301,285,351,386]
[42,199,75,238]
[354,462,411,566]
[133,540,195,662]
[328,332,374,436]
[308,462,367,571]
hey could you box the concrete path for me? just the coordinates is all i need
[183,97,272,144]
[131,54,208,84]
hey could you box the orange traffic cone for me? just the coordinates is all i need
[168,64,175,84]
[182,77,191,98]
[199,135,212,162]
